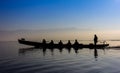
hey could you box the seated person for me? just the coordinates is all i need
[67,40,71,45]
[42,39,46,44]
[74,39,79,45]
[59,40,63,45]
[49,40,54,44]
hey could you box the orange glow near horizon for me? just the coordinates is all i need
[1,29,120,41]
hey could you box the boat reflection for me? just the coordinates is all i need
[19,47,106,60]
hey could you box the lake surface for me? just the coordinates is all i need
[1,41,120,73]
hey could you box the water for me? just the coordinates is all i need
[0,41,120,73]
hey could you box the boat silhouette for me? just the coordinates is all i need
[18,38,109,49]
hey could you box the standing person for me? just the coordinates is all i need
[94,34,98,45]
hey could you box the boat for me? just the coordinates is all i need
[18,38,109,49]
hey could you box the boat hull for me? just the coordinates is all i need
[18,39,109,49]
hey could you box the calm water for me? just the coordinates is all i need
[0,41,120,73]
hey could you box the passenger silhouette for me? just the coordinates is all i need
[42,39,46,44]
[59,40,63,45]
[74,39,79,45]
[94,34,98,45]
[68,40,71,45]
[49,40,54,48]
[49,40,54,44]
[73,39,79,48]
[42,39,47,48]
[67,40,71,46]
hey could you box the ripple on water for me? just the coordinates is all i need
[0,55,99,73]
[1,41,120,73]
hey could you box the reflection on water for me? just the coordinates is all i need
[1,41,120,73]
[19,47,106,62]
[20,47,89,56]
[94,48,98,61]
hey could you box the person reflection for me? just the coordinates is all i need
[59,48,63,54]
[94,48,98,61]
[43,48,47,56]
[49,48,54,56]
[66,48,71,54]
[74,48,79,54]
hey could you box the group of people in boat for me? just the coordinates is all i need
[42,39,78,45]
[41,34,98,45]
[20,34,98,45]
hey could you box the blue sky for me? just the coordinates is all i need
[1,0,120,41]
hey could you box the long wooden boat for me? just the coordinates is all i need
[18,39,109,49]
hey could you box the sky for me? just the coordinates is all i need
[1,0,120,41]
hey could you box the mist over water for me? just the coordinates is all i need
[0,41,120,73]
